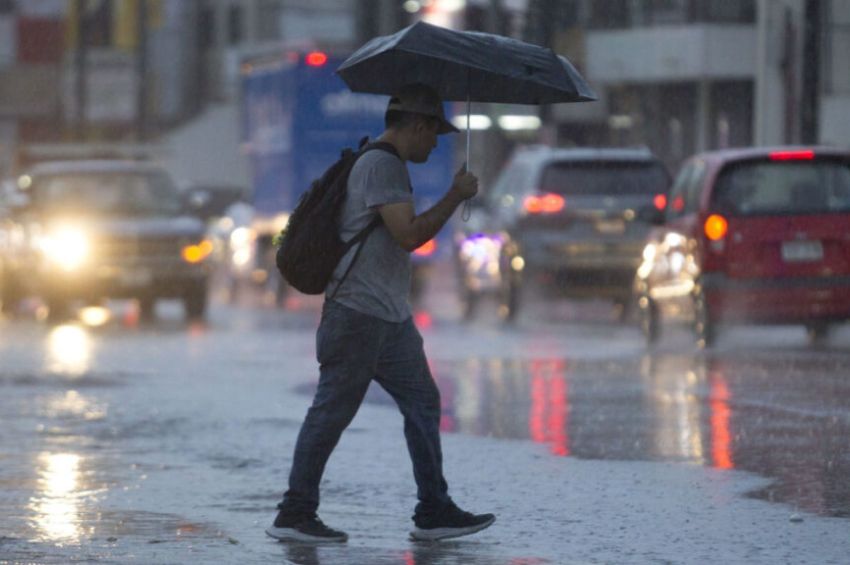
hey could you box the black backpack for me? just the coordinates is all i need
[274,137,399,296]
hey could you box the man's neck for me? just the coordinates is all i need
[376,131,410,162]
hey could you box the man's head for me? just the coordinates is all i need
[384,83,458,163]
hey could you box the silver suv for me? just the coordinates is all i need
[455,146,670,321]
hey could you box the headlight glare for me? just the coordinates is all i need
[40,226,90,271]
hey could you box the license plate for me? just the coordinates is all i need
[120,268,152,287]
[781,240,823,263]
[595,218,626,235]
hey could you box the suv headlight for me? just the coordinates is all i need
[38,225,91,271]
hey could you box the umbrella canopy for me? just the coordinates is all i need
[337,21,597,105]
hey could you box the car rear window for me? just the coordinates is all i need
[32,172,183,216]
[540,160,669,196]
[712,159,850,216]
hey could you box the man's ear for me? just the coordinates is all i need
[417,117,438,134]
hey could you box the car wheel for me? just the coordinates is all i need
[183,283,208,320]
[45,297,70,323]
[693,289,716,348]
[460,285,479,321]
[0,272,22,315]
[139,297,156,320]
[499,274,520,323]
[273,276,288,308]
[806,323,830,345]
[614,297,633,324]
[638,294,660,345]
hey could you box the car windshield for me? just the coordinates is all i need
[32,171,183,216]
[540,161,669,196]
[712,159,850,216]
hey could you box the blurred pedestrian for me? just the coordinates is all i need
[266,83,495,543]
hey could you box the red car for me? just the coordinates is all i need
[635,146,850,347]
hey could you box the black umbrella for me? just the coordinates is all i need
[337,21,597,105]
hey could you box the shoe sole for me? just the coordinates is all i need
[265,526,348,543]
[409,515,496,541]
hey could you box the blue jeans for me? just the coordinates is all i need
[278,300,451,517]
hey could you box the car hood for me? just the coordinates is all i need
[43,215,206,239]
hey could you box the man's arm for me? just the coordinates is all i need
[379,167,478,252]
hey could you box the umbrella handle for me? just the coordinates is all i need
[461,88,472,222]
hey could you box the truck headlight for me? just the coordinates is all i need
[39,226,91,271]
[182,239,213,264]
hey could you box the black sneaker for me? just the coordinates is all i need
[265,512,348,543]
[410,504,495,541]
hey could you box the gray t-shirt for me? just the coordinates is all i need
[326,148,413,322]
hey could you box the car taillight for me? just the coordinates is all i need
[653,194,667,210]
[769,150,814,161]
[523,193,565,214]
[305,51,328,67]
[414,239,437,257]
[704,214,728,241]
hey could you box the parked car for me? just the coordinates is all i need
[0,160,212,321]
[634,146,850,347]
[454,145,670,321]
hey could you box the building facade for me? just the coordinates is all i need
[548,0,850,170]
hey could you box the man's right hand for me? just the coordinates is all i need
[451,163,479,201]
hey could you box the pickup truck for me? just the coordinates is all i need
[0,160,212,321]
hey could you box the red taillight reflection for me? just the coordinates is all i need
[524,193,565,214]
[653,194,667,210]
[529,359,570,457]
[305,51,328,67]
[710,373,734,470]
[704,214,728,241]
[769,150,815,161]
[414,239,437,256]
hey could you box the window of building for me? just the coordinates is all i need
[644,0,689,26]
[228,4,243,45]
[694,0,756,24]
[588,0,630,29]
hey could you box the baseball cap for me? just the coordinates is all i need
[387,83,459,135]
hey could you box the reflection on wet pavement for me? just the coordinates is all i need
[363,352,850,518]
[273,542,554,565]
[29,452,84,542]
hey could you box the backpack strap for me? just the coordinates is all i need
[328,215,381,301]
[327,141,400,300]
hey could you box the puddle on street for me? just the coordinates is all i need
[361,352,850,518]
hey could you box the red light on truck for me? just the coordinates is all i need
[414,239,437,257]
[305,51,328,67]
[653,194,667,210]
[769,150,814,161]
[704,214,728,241]
[524,193,565,214]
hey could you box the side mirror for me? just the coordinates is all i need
[637,204,665,226]
[183,188,211,217]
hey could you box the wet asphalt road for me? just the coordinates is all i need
[1,270,849,563]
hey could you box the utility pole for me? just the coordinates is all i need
[524,0,558,144]
[74,0,88,140]
[800,0,820,144]
[136,0,149,141]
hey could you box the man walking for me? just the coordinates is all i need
[266,83,495,543]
